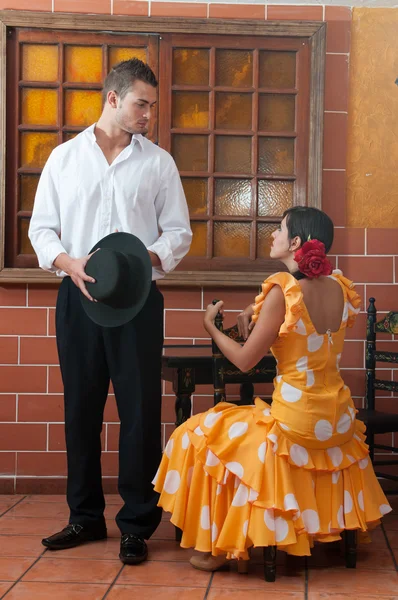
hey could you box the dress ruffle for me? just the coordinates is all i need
[331,269,362,328]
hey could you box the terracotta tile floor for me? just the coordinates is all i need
[0,494,397,599]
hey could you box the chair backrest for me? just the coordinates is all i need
[365,297,398,410]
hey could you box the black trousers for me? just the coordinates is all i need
[56,277,163,538]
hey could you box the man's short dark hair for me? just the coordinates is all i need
[102,58,158,104]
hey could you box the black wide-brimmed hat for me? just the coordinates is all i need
[80,232,152,327]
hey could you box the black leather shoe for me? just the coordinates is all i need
[42,523,107,550]
[119,534,148,565]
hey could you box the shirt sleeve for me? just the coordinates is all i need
[28,151,67,272]
[147,157,192,273]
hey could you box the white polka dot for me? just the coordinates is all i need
[232,483,249,507]
[358,457,369,470]
[281,382,302,403]
[337,505,345,529]
[342,302,349,322]
[164,470,180,494]
[152,468,159,485]
[243,520,249,537]
[211,522,218,542]
[332,471,341,484]
[280,423,290,431]
[216,483,222,496]
[194,426,204,436]
[205,449,220,467]
[182,432,190,450]
[165,438,174,458]
[275,517,289,542]
[327,447,343,467]
[307,332,324,352]
[263,407,271,416]
[358,490,364,511]
[348,406,356,421]
[344,491,353,514]
[348,302,360,315]
[228,421,249,440]
[292,509,301,522]
[354,434,361,441]
[201,506,211,530]
[307,370,315,387]
[203,467,209,477]
[296,356,308,372]
[379,504,391,515]
[249,488,259,503]
[187,466,194,488]
[289,444,309,467]
[276,375,282,383]
[267,433,278,452]
[284,493,299,512]
[226,462,244,479]
[258,441,267,463]
[223,470,230,485]
[336,353,342,372]
[337,413,351,434]
[234,476,240,489]
[302,509,320,534]
[314,419,333,441]
[346,454,355,463]
[264,509,275,531]
[295,318,307,335]
[204,412,222,428]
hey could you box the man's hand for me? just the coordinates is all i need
[237,303,255,340]
[54,252,97,302]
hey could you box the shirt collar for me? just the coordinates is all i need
[86,124,144,150]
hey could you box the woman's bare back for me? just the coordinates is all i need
[298,276,344,334]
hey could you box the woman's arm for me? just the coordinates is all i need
[204,285,285,372]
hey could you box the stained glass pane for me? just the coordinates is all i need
[65,46,102,83]
[215,93,252,130]
[64,90,102,127]
[215,50,253,88]
[21,44,59,82]
[258,138,295,175]
[21,89,58,126]
[258,181,294,216]
[20,132,58,169]
[20,175,40,211]
[215,136,252,174]
[182,178,208,216]
[257,223,276,258]
[214,222,251,258]
[172,135,208,172]
[259,94,295,132]
[18,218,34,254]
[109,47,147,68]
[173,49,209,86]
[215,179,252,216]
[172,92,209,129]
[188,222,208,257]
[259,51,296,89]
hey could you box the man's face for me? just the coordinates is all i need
[114,80,157,135]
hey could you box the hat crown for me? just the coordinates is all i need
[86,248,135,309]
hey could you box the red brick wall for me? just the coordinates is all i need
[0,3,396,491]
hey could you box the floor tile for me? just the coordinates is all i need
[51,538,120,560]
[151,520,175,540]
[0,535,45,557]
[116,559,210,588]
[3,582,109,599]
[307,543,395,571]
[6,502,68,519]
[104,495,123,505]
[208,591,304,600]
[0,582,13,595]
[0,518,64,536]
[384,514,398,531]
[20,495,64,503]
[107,585,206,599]
[308,594,398,600]
[147,539,194,562]
[0,557,37,581]
[0,498,24,515]
[22,557,121,584]
[308,567,398,595]
[211,564,304,591]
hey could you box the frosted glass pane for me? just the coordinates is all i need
[215,93,252,130]
[182,178,208,216]
[63,132,78,142]
[173,92,209,129]
[257,223,276,258]
[188,222,208,257]
[215,136,252,173]
[20,132,58,169]
[18,218,34,254]
[259,51,296,89]
[21,88,58,126]
[259,94,295,132]
[214,222,251,258]
[64,90,102,127]
[215,179,252,216]
[258,180,294,216]
[20,175,40,211]
[258,138,294,175]
[109,47,147,68]
[172,135,208,172]
[173,49,209,86]
[21,44,58,82]
[215,50,253,88]
[65,46,102,83]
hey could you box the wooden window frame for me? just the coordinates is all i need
[0,10,326,287]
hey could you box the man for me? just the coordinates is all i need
[28,59,192,565]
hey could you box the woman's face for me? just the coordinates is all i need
[270,217,291,260]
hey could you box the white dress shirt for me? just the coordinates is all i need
[28,124,192,280]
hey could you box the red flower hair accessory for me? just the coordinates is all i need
[294,238,333,279]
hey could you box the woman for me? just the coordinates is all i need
[153,206,391,571]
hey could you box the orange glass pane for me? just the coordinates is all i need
[188,222,208,257]
[215,93,252,131]
[258,138,294,175]
[215,179,252,216]
[172,92,209,129]
[214,222,251,258]
[172,135,208,172]
[63,132,79,142]
[19,175,40,211]
[65,46,102,83]
[259,51,296,89]
[215,50,253,88]
[215,136,252,174]
[21,88,58,126]
[257,223,276,258]
[259,94,295,132]
[173,49,209,86]
[109,47,147,69]
[18,218,34,255]
[20,132,58,169]
[258,181,294,216]
[65,90,102,127]
[182,178,208,216]
[21,44,59,82]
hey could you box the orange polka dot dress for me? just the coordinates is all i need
[153,271,392,557]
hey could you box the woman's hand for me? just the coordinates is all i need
[237,304,255,340]
[204,300,224,332]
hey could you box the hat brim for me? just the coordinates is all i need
[80,232,152,328]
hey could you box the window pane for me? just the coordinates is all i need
[21,44,59,82]
[215,179,252,216]
[20,132,58,169]
[19,175,40,211]
[259,51,296,89]
[188,222,208,257]
[258,181,294,216]
[215,50,253,88]
[21,88,58,126]
[172,135,208,172]
[214,222,251,258]
[259,94,295,132]
[258,138,294,175]
[172,92,209,129]
[173,49,209,86]
[182,178,208,216]
[64,90,103,127]
[257,223,275,258]
[18,218,34,254]
[63,132,78,142]
[215,136,252,174]
[109,47,147,68]
[215,93,252,130]
[65,46,102,83]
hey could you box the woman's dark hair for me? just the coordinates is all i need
[102,58,158,105]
